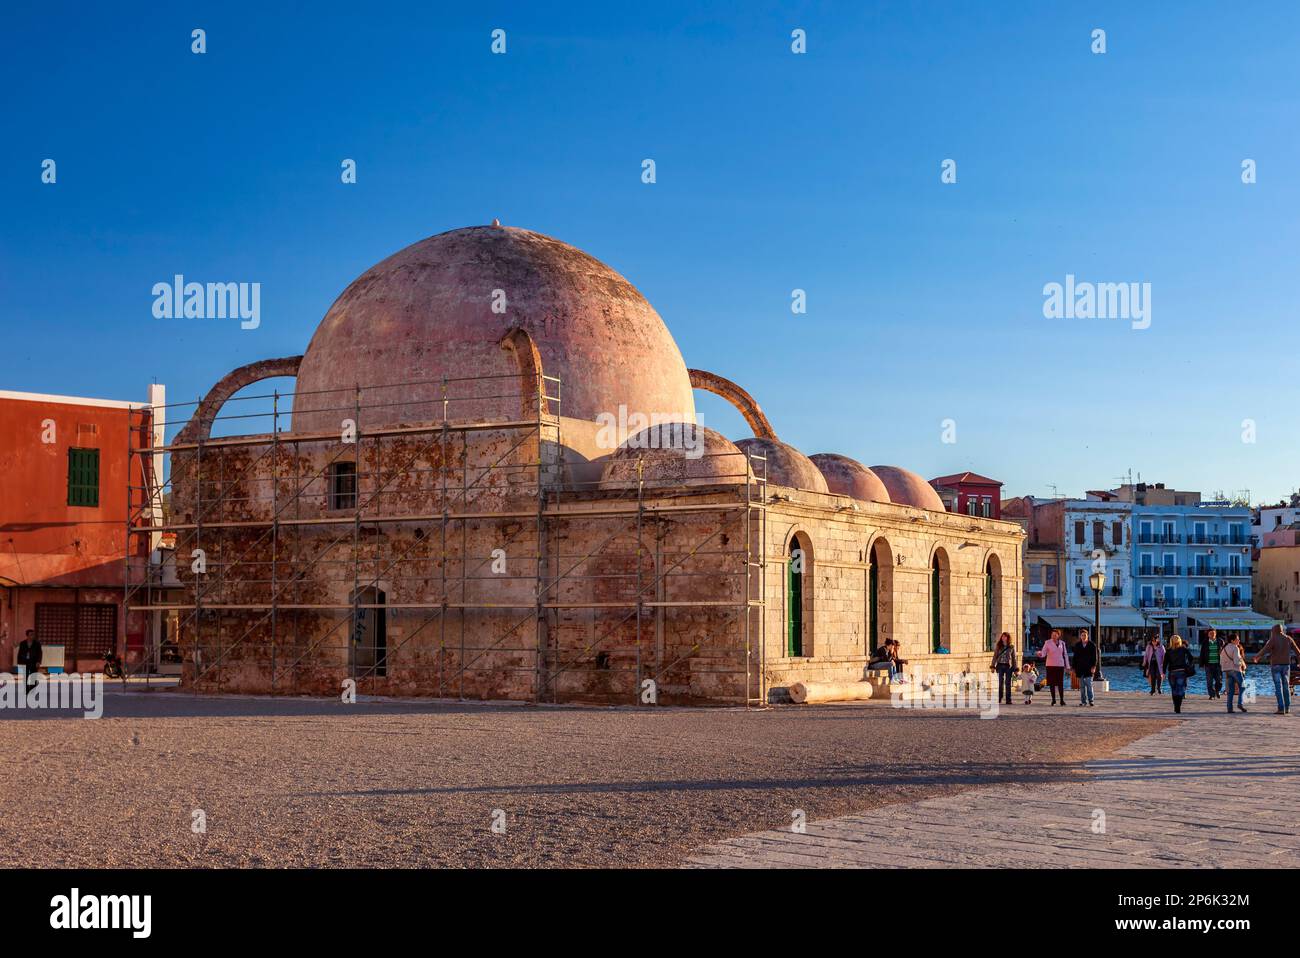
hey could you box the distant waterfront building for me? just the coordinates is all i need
[1111,482,1201,507]
[929,472,1003,519]
[1251,492,1300,553]
[1019,496,1141,648]
[1254,524,1300,631]
[1130,499,1274,647]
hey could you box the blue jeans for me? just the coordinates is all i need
[1079,675,1094,705]
[1225,671,1244,711]
[996,666,1013,704]
[1270,664,1292,712]
[1169,670,1187,698]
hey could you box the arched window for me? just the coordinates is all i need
[787,533,812,657]
[868,538,893,654]
[931,548,951,653]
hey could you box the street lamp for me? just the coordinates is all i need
[1089,569,1106,682]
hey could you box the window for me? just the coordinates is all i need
[35,602,116,662]
[1139,520,1153,543]
[984,556,1001,652]
[67,448,100,507]
[1140,553,1153,574]
[966,498,977,516]
[329,461,357,510]
[1074,521,1085,545]
[1112,521,1123,545]
[1093,521,1104,548]
[930,553,947,652]
[787,536,810,656]
[868,539,893,655]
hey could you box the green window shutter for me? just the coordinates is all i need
[67,448,100,507]
[984,570,994,651]
[787,559,803,657]
[931,564,941,652]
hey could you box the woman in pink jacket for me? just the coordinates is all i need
[1038,629,1070,706]
[1142,636,1165,695]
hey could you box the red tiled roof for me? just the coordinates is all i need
[929,471,1003,488]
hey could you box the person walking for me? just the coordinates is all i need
[1039,629,1070,707]
[1165,634,1195,714]
[1252,623,1300,715]
[990,632,1017,706]
[1199,627,1224,699]
[1072,629,1099,707]
[1142,635,1165,695]
[1222,633,1248,714]
[16,629,42,692]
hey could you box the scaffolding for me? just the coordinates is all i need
[124,370,769,705]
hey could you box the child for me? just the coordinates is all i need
[1019,662,1038,704]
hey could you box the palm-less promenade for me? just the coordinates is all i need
[688,689,1300,868]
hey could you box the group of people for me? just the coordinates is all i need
[1140,625,1298,715]
[990,629,1101,707]
[993,623,1300,716]
[867,639,908,680]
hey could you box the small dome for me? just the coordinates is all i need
[735,438,829,493]
[809,454,890,503]
[600,424,748,489]
[869,465,945,511]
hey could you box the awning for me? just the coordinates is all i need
[1036,612,1092,629]
[1096,609,1148,628]
[1190,612,1282,631]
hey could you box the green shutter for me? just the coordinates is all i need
[787,559,803,657]
[67,448,100,507]
[984,569,994,651]
[931,563,941,652]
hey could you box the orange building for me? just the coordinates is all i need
[0,387,164,673]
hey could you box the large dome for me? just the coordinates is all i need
[292,225,697,432]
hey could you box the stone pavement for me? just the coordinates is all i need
[686,689,1300,868]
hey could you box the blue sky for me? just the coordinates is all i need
[3,1,1298,502]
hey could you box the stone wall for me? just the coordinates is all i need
[166,423,1023,705]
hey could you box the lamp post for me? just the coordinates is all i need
[1089,570,1106,682]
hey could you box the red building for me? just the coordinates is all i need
[929,472,1004,520]
[0,387,163,673]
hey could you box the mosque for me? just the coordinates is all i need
[159,223,1024,704]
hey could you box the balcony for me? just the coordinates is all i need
[1138,566,1180,576]
[1139,597,1182,609]
[1137,534,1181,544]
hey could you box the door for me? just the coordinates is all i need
[350,587,387,678]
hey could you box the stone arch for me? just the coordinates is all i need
[688,368,777,441]
[984,551,1004,653]
[929,545,952,653]
[785,529,814,657]
[867,535,895,655]
[175,356,303,445]
[499,327,548,418]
